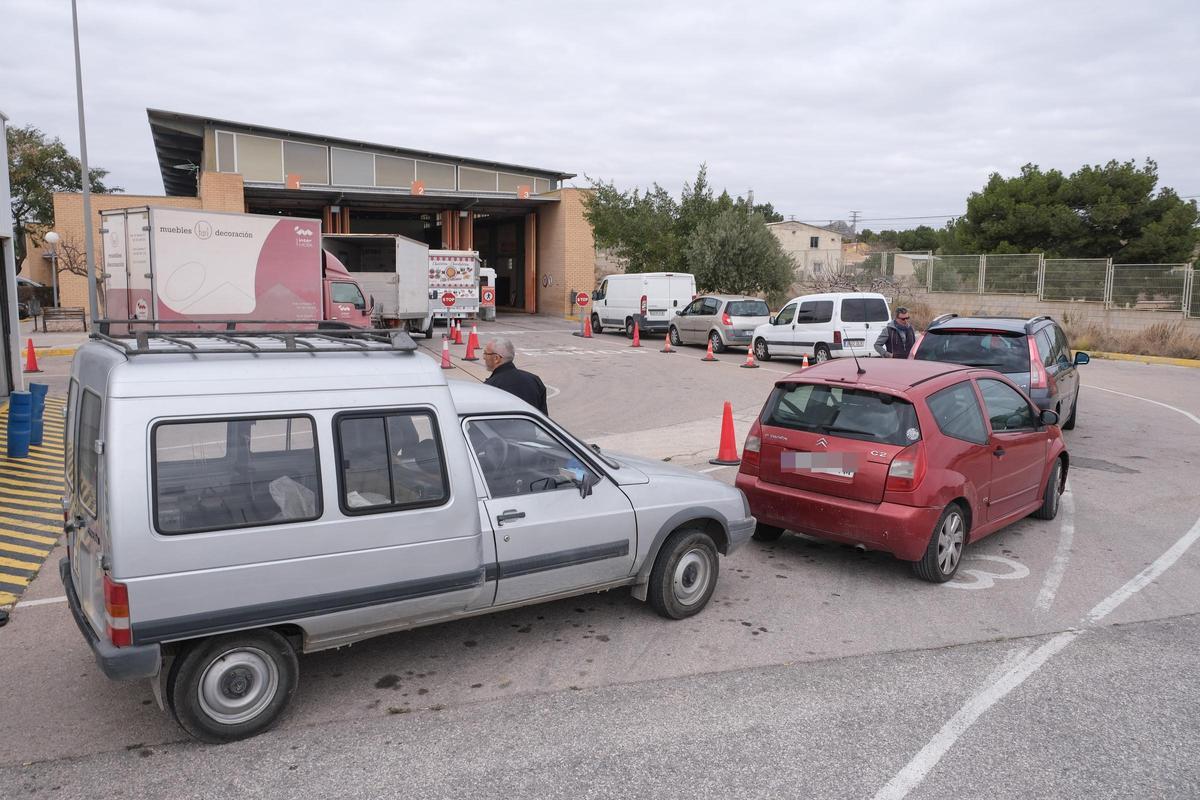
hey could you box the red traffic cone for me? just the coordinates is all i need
[452,320,463,345]
[463,331,479,362]
[582,314,593,338]
[439,336,453,369]
[661,331,674,354]
[702,338,719,362]
[631,320,641,347]
[709,401,741,466]
[802,354,810,368]
[23,339,42,373]
[740,341,758,369]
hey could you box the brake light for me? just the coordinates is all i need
[103,574,132,648]
[834,330,842,345]
[640,295,648,315]
[886,442,927,493]
[722,312,733,326]
[741,420,762,474]
[1029,338,1049,390]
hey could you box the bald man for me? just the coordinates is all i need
[482,337,548,414]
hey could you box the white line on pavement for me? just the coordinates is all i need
[699,465,733,473]
[17,595,67,607]
[872,631,1080,800]
[1090,385,1200,426]
[1087,516,1200,623]
[1034,488,1075,612]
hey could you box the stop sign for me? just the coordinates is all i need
[576,291,591,308]
[441,292,456,308]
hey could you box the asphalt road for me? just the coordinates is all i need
[2,315,1198,799]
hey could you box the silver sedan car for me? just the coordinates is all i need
[669,295,772,353]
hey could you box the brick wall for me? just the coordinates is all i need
[536,188,597,317]
[48,172,245,311]
[902,289,1200,335]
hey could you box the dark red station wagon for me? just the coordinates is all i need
[735,358,1068,581]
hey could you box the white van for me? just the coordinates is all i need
[592,272,697,338]
[751,292,891,363]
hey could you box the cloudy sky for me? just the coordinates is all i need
[4,0,1198,229]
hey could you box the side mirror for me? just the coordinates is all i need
[1039,409,1060,427]
[769,315,777,325]
[1074,352,1090,365]
[578,472,596,499]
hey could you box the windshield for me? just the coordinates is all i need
[727,300,770,316]
[762,383,920,446]
[915,330,1030,372]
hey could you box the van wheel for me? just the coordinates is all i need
[912,503,966,583]
[754,338,772,361]
[815,344,832,362]
[625,318,636,338]
[648,528,719,619]
[669,325,683,347]
[709,330,726,353]
[591,313,603,334]
[168,630,299,743]
[1032,458,1063,521]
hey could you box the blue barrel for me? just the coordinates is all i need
[6,391,32,459]
[29,383,48,447]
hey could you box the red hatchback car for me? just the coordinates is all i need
[735,358,1068,581]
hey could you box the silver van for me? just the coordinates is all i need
[60,329,754,742]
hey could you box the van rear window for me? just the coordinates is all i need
[152,416,322,535]
[841,298,890,322]
[763,383,920,446]
[77,390,102,516]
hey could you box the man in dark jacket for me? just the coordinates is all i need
[873,307,916,358]
[483,337,548,414]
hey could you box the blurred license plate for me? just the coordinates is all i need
[781,451,857,477]
[846,339,865,347]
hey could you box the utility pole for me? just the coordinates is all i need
[747,188,754,210]
[849,210,860,237]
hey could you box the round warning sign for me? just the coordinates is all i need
[575,291,591,308]
[441,292,456,308]
[481,287,496,307]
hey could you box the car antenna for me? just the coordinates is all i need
[844,328,866,375]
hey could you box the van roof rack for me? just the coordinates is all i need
[89,319,419,357]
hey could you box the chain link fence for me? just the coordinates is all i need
[927,255,981,292]
[1042,258,1107,302]
[982,254,1040,295]
[1109,264,1191,312]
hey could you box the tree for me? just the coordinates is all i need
[7,124,121,264]
[752,202,784,223]
[954,160,1198,263]
[685,208,793,295]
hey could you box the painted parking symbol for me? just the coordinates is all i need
[943,554,1030,590]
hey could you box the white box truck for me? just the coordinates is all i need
[321,234,433,335]
[428,250,482,325]
[100,207,372,330]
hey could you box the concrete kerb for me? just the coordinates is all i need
[1088,351,1200,369]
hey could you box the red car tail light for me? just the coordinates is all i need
[722,312,732,327]
[103,574,132,648]
[886,442,927,493]
[741,420,762,474]
[1029,338,1049,390]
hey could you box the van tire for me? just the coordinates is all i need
[168,630,299,743]
[625,318,636,338]
[754,338,772,361]
[815,344,832,362]
[648,528,719,619]
[591,313,603,334]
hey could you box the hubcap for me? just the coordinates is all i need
[672,548,711,606]
[755,341,767,358]
[671,328,680,345]
[937,513,964,574]
[710,333,721,350]
[198,647,279,725]
[816,349,830,363]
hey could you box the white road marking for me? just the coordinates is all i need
[545,384,561,400]
[16,595,67,608]
[942,554,1030,590]
[1034,488,1075,612]
[699,465,732,473]
[873,631,1080,800]
[876,385,1200,799]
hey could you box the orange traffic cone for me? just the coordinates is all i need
[661,331,674,354]
[452,320,463,345]
[582,315,593,338]
[709,401,741,466]
[802,354,810,368]
[464,323,480,360]
[740,341,758,369]
[23,339,41,373]
[631,320,641,347]
[702,338,718,362]
[440,336,453,369]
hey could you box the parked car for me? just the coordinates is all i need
[669,295,771,352]
[60,328,754,742]
[751,291,890,363]
[911,314,1088,429]
[591,272,697,337]
[735,358,1067,582]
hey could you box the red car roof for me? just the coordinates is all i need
[776,358,973,393]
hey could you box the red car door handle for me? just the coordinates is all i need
[993,447,1006,457]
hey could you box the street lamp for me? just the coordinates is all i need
[44,231,60,307]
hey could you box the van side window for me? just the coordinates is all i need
[796,300,834,324]
[153,416,322,535]
[775,304,797,325]
[77,390,103,516]
[336,411,449,514]
[466,417,596,499]
[841,298,890,322]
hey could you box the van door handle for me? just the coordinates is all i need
[497,510,525,525]
[993,447,1006,458]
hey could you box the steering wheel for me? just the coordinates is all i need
[479,436,510,473]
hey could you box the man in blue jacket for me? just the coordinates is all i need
[873,307,916,358]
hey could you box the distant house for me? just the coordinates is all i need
[767,220,844,276]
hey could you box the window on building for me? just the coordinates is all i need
[376,155,416,187]
[810,236,820,248]
[235,134,284,182]
[331,148,375,187]
[283,141,329,185]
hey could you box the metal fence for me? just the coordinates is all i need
[883,251,1198,317]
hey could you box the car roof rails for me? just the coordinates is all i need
[929,313,959,326]
[90,319,419,357]
[1024,315,1053,332]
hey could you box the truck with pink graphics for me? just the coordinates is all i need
[100,207,373,329]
